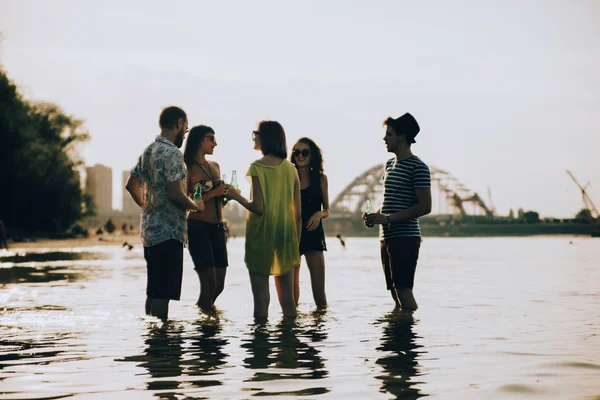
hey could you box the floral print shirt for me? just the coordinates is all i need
[131,136,187,247]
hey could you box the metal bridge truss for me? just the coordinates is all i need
[330,164,493,218]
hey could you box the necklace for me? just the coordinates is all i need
[195,159,214,180]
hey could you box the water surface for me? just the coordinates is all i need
[1,237,599,399]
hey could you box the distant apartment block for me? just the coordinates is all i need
[85,164,113,215]
[122,170,139,215]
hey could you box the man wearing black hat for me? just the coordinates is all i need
[363,112,432,310]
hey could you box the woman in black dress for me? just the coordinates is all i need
[290,137,329,308]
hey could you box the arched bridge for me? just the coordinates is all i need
[330,163,494,219]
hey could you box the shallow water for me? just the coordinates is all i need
[1,237,599,399]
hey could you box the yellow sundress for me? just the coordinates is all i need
[244,160,301,276]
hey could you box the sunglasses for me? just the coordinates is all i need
[293,149,311,157]
[252,130,259,139]
[204,135,216,143]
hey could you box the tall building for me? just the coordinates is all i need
[122,170,139,215]
[85,164,113,215]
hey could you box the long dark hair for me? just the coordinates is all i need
[257,120,287,159]
[183,125,214,167]
[291,137,324,192]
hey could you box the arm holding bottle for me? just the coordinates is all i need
[363,188,431,226]
[168,178,205,212]
[226,176,264,216]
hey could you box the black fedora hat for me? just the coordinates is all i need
[390,112,420,143]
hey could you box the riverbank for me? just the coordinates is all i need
[4,233,142,250]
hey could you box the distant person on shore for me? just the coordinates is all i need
[335,234,346,249]
[226,121,301,320]
[183,125,230,312]
[126,106,204,320]
[290,137,329,308]
[363,113,431,311]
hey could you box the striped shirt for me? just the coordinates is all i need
[379,156,431,239]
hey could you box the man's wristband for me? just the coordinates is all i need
[386,214,391,226]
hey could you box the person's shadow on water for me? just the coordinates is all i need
[186,313,229,388]
[375,310,428,399]
[241,314,330,396]
[120,322,185,398]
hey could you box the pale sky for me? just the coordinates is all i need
[1,0,599,217]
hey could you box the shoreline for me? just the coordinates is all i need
[2,232,596,252]
[4,234,142,250]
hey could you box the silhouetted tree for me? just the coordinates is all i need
[521,211,540,224]
[575,208,593,222]
[0,67,93,234]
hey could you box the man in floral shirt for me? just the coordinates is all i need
[126,106,204,320]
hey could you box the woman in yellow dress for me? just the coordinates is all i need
[226,121,301,319]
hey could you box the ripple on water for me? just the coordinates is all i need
[1,238,599,399]
[498,383,547,395]
[544,361,600,370]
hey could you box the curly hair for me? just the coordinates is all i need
[291,137,324,191]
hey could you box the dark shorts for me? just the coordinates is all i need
[188,219,229,269]
[380,236,421,290]
[144,239,184,300]
[299,223,327,255]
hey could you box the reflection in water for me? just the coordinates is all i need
[0,336,75,372]
[376,311,427,399]
[0,251,110,264]
[241,313,330,396]
[187,314,229,388]
[0,250,110,284]
[0,265,89,284]
[121,324,185,397]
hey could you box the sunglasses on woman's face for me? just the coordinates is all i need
[293,149,310,157]
[252,130,259,139]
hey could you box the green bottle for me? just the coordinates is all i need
[365,199,374,228]
[230,170,238,190]
[221,173,228,204]
[193,183,202,200]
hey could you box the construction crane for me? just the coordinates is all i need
[487,186,496,216]
[566,170,599,219]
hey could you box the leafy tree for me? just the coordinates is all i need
[0,68,93,234]
[521,211,540,224]
[575,208,593,222]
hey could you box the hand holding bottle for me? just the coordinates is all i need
[362,199,374,228]
[224,186,241,202]
[213,183,230,197]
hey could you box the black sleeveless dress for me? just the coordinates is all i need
[299,185,327,255]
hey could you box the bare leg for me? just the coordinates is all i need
[293,265,301,305]
[249,272,270,319]
[274,271,297,318]
[150,298,169,321]
[213,268,227,303]
[145,296,152,315]
[304,251,327,308]
[396,288,418,311]
[196,268,216,311]
[390,290,401,308]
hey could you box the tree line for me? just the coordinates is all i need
[0,67,95,237]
